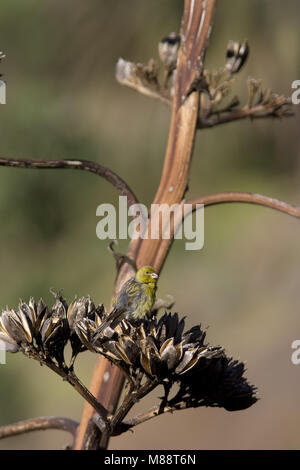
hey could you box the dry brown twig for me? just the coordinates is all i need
[0,417,78,447]
[186,192,300,218]
[0,157,138,207]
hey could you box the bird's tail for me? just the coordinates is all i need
[93,307,127,340]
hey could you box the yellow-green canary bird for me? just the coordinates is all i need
[95,266,158,336]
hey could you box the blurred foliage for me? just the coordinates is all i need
[0,0,300,450]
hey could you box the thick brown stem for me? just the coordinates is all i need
[137,0,216,271]
[74,243,138,450]
[74,0,217,450]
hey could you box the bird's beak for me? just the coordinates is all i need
[151,273,158,279]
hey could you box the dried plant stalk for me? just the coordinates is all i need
[74,0,217,450]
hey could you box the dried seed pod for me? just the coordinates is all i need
[40,312,69,364]
[173,353,257,412]
[67,297,101,361]
[226,40,249,74]
[90,312,209,380]
[1,308,33,344]
[0,313,20,353]
[0,331,20,353]
[158,33,180,70]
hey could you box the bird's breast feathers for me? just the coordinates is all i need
[115,279,156,319]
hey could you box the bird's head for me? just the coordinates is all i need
[136,266,158,285]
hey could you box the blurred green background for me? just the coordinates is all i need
[0,0,300,450]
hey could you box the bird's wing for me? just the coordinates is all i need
[93,279,142,339]
[115,279,142,310]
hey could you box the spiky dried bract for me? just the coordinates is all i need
[0,293,106,366]
[171,353,257,412]
[68,297,105,360]
[89,312,257,412]
[73,302,106,354]
[0,298,46,354]
[86,312,202,378]
[0,295,257,413]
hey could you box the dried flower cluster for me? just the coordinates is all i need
[198,39,292,126]
[92,313,257,412]
[0,294,257,413]
[116,32,180,105]
[246,77,293,118]
[0,293,104,366]
[116,34,292,129]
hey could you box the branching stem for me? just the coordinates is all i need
[186,192,300,218]
[0,416,78,444]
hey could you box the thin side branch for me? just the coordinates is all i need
[123,404,166,429]
[0,416,78,443]
[110,379,159,433]
[186,192,300,218]
[114,403,188,436]
[198,104,293,129]
[0,157,138,206]
[76,0,218,450]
